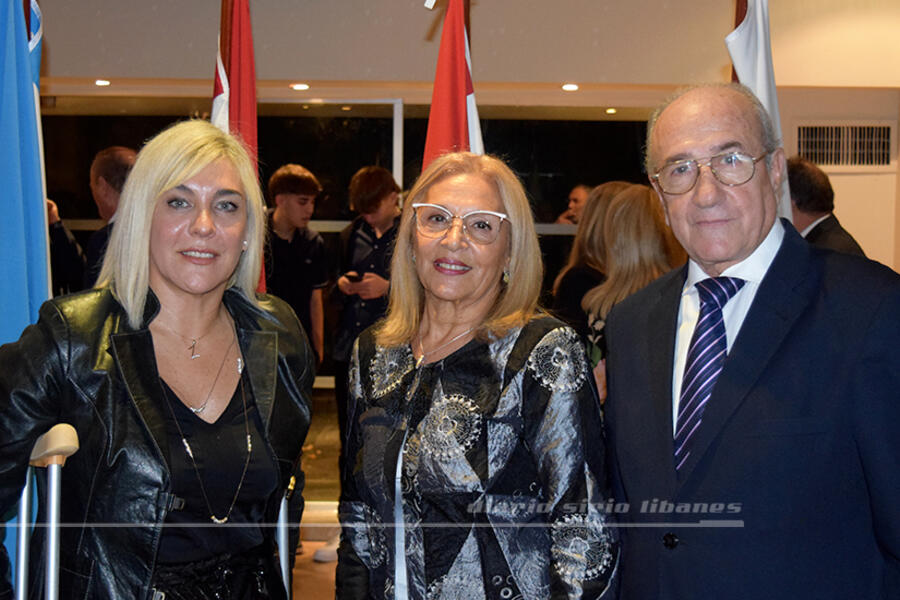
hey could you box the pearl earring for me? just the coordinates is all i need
[242,240,249,251]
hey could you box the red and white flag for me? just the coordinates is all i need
[210,0,264,290]
[211,0,257,166]
[725,0,792,220]
[422,0,483,169]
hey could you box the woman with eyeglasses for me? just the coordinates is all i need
[335,152,618,600]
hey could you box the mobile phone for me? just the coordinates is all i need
[345,272,363,282]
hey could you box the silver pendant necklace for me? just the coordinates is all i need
[187,333,237,415]
[160,355,251,524]
[414,325,477,368]
[157,315,222,360]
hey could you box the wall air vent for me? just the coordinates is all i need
[797,125,891,166]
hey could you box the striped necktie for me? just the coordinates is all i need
[674,276,745,471]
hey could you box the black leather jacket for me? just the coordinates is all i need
[0,287,313,599]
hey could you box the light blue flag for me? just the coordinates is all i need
[0,0,48,346]
[1,0,47,588]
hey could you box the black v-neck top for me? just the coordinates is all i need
[156,374,278,563]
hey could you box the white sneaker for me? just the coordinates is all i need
[313,533,340,563]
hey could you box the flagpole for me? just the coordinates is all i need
[463,0,470,41]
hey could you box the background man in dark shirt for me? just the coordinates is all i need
[264,164,328,363]
[46,198,85,296]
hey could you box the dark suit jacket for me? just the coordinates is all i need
[806,213,866,257]
[605,222,900,599]
[82,222,112,288]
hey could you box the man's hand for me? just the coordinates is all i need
[555,208,576,225]
[356,272,389,300]
[337,271,361,295]
[46,199,61,225]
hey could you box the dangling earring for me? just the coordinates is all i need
[242,240,249,251]
[502,268,510,284]
[411,253,417,265]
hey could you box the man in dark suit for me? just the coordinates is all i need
[82,145,136,288]
[788,154,866,257]
[605,83,900,599]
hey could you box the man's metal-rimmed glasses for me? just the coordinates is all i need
[651,151,769,195]
[411,203,508,245]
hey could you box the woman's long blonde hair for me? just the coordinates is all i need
[376,152,543,347]
[97,120,266,328]
[582,184,685,319]
[552,181,631,296]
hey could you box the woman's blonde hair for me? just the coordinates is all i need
[376,152,542,347]
[552,181,631,296]
[582,184,684,319]
[97,119,266,328]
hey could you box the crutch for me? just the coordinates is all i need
[16,424,80,600]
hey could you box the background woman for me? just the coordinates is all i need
[582,184,685,398]
[551,181,631,340]
[0,120,313,599]
[336,152,618,600]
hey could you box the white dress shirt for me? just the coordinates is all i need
[799,213,829,238]
[671,219,785,432]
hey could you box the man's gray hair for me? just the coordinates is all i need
[644,82,781,176]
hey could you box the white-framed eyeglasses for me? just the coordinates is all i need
[411,203,509,245]
[651,151,769,195]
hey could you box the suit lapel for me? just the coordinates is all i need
[109,329,171,469]
[675,225,819,483]
[644,267,685,493]
[238,326,278,430]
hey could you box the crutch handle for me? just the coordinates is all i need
[29,424,79,468]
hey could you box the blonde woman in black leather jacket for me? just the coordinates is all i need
[0,120,313,599]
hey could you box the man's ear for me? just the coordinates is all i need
[767,147,786,192]
[97,175,113,195]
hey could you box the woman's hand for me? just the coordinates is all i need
[593,358,607,404]
[356,273,389,300]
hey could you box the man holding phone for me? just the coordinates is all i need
[321,166,401,562]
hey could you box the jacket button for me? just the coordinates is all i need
[662,532,679,549]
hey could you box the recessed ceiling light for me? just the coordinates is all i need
[341,106,352,111]
[290,83,310,91]
[561,83,579,92]
[95,79,111,87]
[302,105,310,110]
[606,108,617,115]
